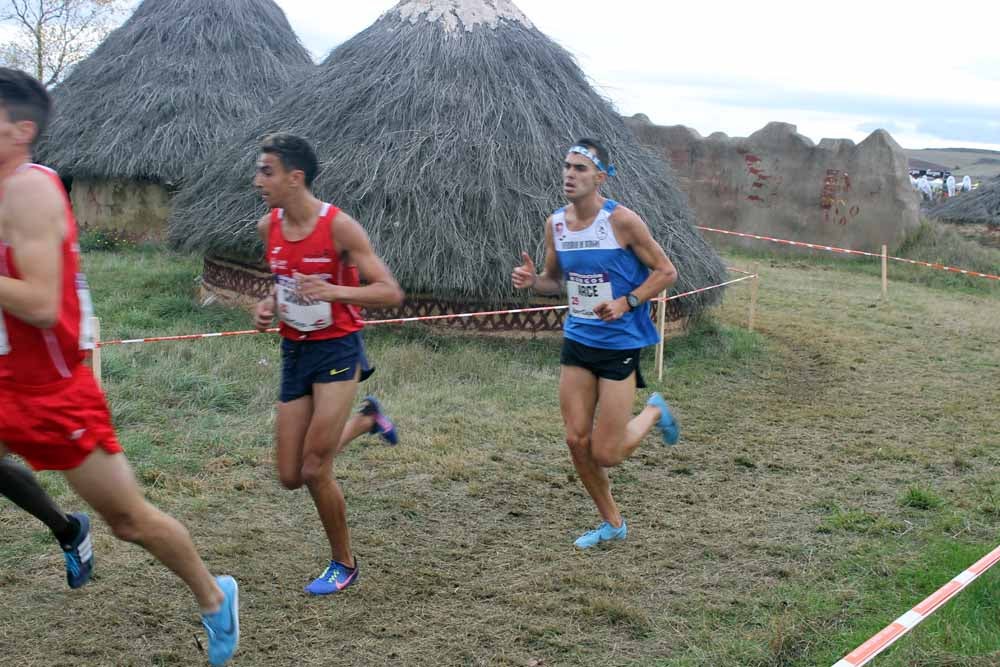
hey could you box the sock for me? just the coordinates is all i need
[56,514,81,548]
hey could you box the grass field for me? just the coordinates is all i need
[1,240,998,666]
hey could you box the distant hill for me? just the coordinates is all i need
[908,157,950,172]
[904,147,1000,181]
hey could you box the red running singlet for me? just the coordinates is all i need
[266,203,364,341]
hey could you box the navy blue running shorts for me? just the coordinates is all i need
[560,338,647,389]
[279,332,374,403]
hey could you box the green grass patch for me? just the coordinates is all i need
[901,486,946,511]
[769,537,1000,666]
[819,507,905,536]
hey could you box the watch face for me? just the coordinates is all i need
[627,294,639,308]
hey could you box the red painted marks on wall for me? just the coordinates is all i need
[744,154,778,206]
[820,169,861,224]
[669,148,693,169]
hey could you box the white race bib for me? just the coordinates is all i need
[0,308,8,355]
[276,275,333,332]
[567,271,613,320]
[76,273,95,350]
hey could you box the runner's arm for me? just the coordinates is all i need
[300,211,403,308]
[615,207,677,304]
[253,214,276,330]
[0,172,65,328]
[255,214,277,302]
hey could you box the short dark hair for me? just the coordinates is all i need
[573,137,610,168]
[259,133,318,187]
[0,68,52,147]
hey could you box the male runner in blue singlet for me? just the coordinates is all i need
[512,138,680,548]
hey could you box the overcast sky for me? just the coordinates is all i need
[4,0,996,150]
[273,0,1000,151]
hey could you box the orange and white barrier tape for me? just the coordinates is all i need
[95,272,757,348]
[698,225,880,258]
[833,543,1000,667]
[697,226,1000,282]
[883,255,1000,281]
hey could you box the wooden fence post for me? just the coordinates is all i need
[748,264,760,332]
[881,244,889,299]
[656,289,667,382]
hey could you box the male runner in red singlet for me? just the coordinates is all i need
[252,133,404,595]
[0,68,239,666]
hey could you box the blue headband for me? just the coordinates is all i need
[568,145,617,177]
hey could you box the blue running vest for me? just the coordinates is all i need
[553,200,660,350]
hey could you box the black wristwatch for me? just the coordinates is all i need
[626,293,640,311]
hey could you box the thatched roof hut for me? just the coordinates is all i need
[38,0,313,239]
[929,177,1000,225]
[170,0,727,324]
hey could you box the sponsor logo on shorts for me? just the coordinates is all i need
[623,358,632,365]
[70,429,86,441]
[329,367,350,376]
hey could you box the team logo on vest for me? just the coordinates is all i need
[596,221,609,241]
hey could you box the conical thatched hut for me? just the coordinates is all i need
[929,177,1000,225]
[170,0,728,330]
[37,0,313,240]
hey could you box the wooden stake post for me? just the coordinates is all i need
[881,244,889,299]
[655,289,667,381]
[748,263,760,332]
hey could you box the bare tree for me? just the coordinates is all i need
[1,0,128,87]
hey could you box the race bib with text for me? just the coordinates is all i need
[77,273,95,350]
[275,275,333,332]
[567,271,613,320]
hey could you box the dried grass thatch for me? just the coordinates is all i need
[929,176,1000,225]
[169,0,727,309]
[37,0,313,184]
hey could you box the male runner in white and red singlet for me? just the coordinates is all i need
[0,68,238,666]
[252,133,404,595]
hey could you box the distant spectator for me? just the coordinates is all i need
[916,175,934,201]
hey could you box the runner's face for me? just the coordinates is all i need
[562,152,603,201]
[0,107,34,165]
[254,152,299,208]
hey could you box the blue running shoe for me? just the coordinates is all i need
[201,575,239,666]
[61,512,93,589]
[647,392,680,445]
[574,520,628,549]
[360,396,398,445]
[305,559,359,596]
